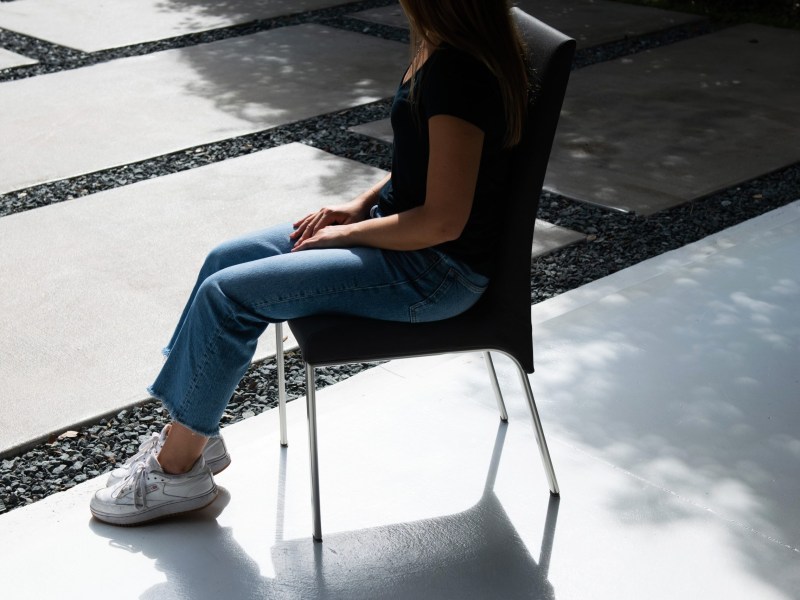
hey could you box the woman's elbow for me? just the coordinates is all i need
[433,219,466,244]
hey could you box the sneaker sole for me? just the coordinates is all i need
[90,485,219,527]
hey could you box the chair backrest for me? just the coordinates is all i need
[288,12,574,372]
[475,9,575,372]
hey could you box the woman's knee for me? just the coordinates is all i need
[194,273,230,314]
[202,239,246,276]
[195,271,269,338]
[202,225,292,275]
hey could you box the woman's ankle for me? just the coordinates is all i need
[156,421,208,474]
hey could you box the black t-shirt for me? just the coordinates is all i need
[377,45,512,276]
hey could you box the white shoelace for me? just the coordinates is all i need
[116,461,151,510]
[122,432,160,468]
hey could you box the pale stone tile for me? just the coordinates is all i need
[548,24,800,214]
[0,143,388,455]
[0,0,349,52]
[0,48,37,69]
[351,119,393,143]
[532,219,585,257]
[0,24,407,195]
[352,0,703,49]
[351,5,409,30]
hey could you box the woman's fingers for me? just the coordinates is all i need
[292,229,328,252]
[292,221,352,252]
[290,212,323,241]
[291,208,348,243]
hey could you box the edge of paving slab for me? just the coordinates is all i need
[0,342,297,461]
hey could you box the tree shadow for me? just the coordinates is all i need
[146,1,406,204]
[528,222,800,593]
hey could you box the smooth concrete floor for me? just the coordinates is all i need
[0,0,349,52]
[0,201,797,600]
[353,0,703,48]
[0,23,407,195]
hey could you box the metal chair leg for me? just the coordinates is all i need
[515,363,560,496]
[276,322,288,447]
[305,363,323,541]
[483,351,509,422]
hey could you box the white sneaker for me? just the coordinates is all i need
[202,436,232,475]
[91,453,217,526]
[106,426,231,487]
[105,427,168,487]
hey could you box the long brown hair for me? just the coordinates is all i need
[399,0,529,148]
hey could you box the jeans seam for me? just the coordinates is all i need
[174,320,224,424]
[248,251,447,311]
[450,268,488,293]
[409,268,455,323]
[173,288,248,429]
[408,267,487,323]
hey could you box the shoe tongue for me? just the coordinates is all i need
[145,452,163,472]
[159,424,171,445]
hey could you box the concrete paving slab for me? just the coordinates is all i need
[350,118,394,143]
[0,143,388,456]
[533,219,586,256]
[0,0,348,52]
[548,24,800,214]
[0,24,407,195]
[0,47,37,69]
[352,0,704,49]
[351,5,409,30]
[1,242,799,599]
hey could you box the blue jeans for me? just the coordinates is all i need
[148,222,489,436]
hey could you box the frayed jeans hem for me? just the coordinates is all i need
[146,385,220,438]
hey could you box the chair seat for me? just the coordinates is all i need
[289,305,533,371]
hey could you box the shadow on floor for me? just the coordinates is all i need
[90,423,560,599]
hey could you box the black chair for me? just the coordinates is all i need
[274,9,576,541]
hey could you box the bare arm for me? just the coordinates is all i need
[292,114,484,252]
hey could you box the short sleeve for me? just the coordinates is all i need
[419,47,502,134]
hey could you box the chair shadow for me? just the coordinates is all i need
[90,424,559,600]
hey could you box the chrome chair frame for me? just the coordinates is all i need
[274,323,560,541]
